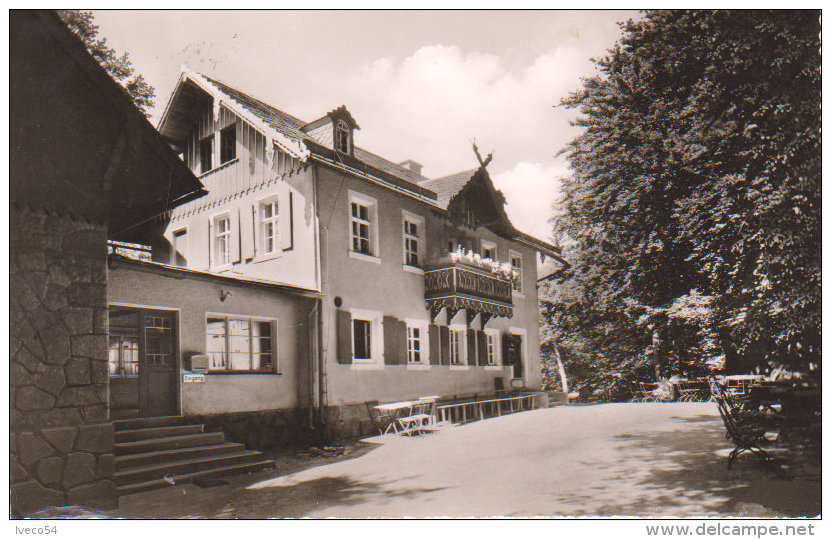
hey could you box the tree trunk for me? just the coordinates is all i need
[553,344,569,394]
[652,328,662,381]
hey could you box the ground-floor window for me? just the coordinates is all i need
[206,315,275,372]
[486,332,498,365]
[407,325,423,363]
[353,319,372,360]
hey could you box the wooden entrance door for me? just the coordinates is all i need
[108,307,178,418]
[138,311,179,417]
[502,333,524,380]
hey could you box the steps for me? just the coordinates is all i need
[114,416,274,496]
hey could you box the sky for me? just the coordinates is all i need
[93,10,637,242]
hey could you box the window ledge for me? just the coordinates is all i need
[199,157,239,178]
[211,263,232,273]
[406,363,431,371]
[449,365,471,371]
[485,365,504,371]
[350,361,384,370]
[207,371,281,375]
[348,251,381,264]
[252,251,281,264]
[402,264,424,275]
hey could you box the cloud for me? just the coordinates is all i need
[492,160,570,242]
[342,44,590,179]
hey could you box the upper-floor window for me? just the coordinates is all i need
[206,315,275,372]
[351,203,370,254]
[348,191,379,260]
[402,211,424,269]
[214,214,231,267]
[334,119,351,153]
[260,197,280,255]
[510,251,523,294]
[481,239,497,261]
[200,135,214,174]
[172,227,187,267]
[220,124,236,164]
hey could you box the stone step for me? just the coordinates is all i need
[117,459,276,497]
[113,416,187,431]
[115,442,247,469]
[115,424,203,443]
[114,450,267,486]
[115,432,226,456]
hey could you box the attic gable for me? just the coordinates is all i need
[158,67,310,161]
[301,105,359,154]
[446,165,513,235]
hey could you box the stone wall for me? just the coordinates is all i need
[326,403,378,440]
[189,408,312,450]
[10,207,115,515]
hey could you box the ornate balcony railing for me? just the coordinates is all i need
[424,258,513,324]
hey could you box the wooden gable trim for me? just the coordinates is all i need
[159,66,310,162]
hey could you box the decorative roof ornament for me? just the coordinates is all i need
[446,141,511,232]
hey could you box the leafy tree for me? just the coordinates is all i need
[544,10,820,396]
[57,10,155,115]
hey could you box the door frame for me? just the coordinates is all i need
[508,327,528,385]
[109,302,181,417]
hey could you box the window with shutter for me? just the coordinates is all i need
[428,324,440,365]
[383,316,407,365]
[336,310,352,364]
[439,326,450,365]
[476,330,488,366]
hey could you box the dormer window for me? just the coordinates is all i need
[334,119,351,153]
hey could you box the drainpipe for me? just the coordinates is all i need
[311,164,329,434]
[306,300,319,430]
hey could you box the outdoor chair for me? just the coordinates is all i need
[396,398,436,436]
[365,400,394,436]
[677,380,707,402]
[714,395,786,475]
[632,382,659,403]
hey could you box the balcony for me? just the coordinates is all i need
[424,257,513,324]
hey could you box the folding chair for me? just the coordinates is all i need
[397,398,435,435]
[715,395,785,475]
[365,400,394,435]
[632,382,659,402]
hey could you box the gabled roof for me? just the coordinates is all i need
[10,10,205,242]
[161,70,431,189]
[157,69,565,264]
[423,166,567,265]
[420,169,478,208]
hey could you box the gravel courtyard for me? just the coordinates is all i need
[109,403,820,518]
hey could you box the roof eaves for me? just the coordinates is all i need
[108,254,322,297]
[179,66,311,161]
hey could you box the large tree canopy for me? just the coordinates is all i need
[544,10,820,396]
[57,10,155,115]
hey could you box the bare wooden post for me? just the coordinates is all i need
[652,327,662,381]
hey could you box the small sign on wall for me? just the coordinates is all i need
[183,373,206,383]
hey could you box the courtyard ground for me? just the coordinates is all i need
[107,402,820,518]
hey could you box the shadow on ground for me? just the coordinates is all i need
[227,475,447,518]
[594,413,820,517]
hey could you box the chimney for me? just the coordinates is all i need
[398,159,423,176]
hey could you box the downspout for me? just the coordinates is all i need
[311,163,329,433]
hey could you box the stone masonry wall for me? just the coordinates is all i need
[10,207,115,515]
[189,408,312,450]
